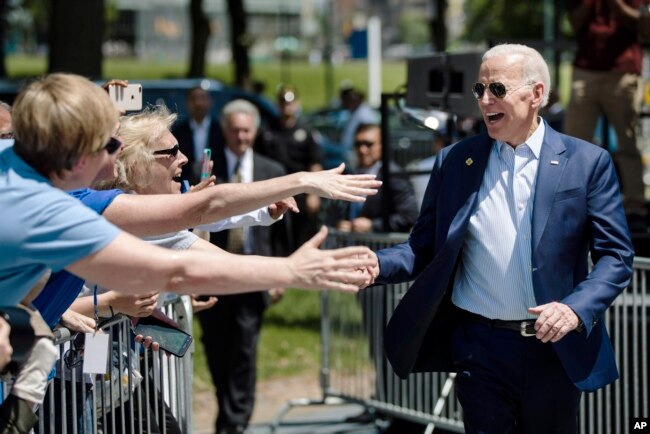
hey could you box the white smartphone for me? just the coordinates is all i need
[108,83,143,112]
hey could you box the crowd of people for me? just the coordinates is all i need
[0,22,643,434]
[0,73,382,433]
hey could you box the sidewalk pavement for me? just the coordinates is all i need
[195,403,379,434]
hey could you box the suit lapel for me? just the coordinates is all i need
[445,134,492,251]
[532,126,567,252]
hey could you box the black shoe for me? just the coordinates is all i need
[217,425,252,434]
[344,409,376,424]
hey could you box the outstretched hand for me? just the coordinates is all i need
[288,226,379,292]
[303,164,382,202]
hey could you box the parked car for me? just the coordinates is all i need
[0,77,280,130]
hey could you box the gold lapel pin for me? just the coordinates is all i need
[465,158,473,166]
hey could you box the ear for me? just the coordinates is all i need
[72,154,89,173]
[530,82,545,109]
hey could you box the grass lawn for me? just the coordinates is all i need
[5,55,407,112]
[192,289,322,390]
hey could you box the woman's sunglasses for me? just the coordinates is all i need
[103,137,123,155]
[472,82,531,100]
[153,144,180,158]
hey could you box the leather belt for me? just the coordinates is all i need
[461,310,537,337]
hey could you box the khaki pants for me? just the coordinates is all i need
[565,67,645,214]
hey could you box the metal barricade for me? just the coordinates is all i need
[275,231,650,433]
[1,295,194,434]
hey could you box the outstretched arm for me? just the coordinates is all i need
[103,164,380,237]
[66,226,378,296]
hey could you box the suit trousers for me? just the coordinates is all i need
[198,293,266,432]
[451,318,581,434]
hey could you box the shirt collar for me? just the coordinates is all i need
[224,146,253,172]
[497,117,545,159]
[189,117,210,131]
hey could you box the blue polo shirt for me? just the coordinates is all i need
[33,188,123,327]
[0,140,121,306]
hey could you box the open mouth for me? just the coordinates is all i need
[486,112,504,123]
[172,175,182,184]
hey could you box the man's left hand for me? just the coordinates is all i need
[528,302,581,343]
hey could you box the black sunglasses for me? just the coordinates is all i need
[354,140,376,148]
[104,137,123,154]
[153,144,180,158]
[472,82,531,100]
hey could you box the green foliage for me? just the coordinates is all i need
[398,10,430,47]
[193,290,322,388]
[463,0,544,42]
[6,55,406,111]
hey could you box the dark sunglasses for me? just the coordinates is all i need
[472,82,531,100]
[104,137,123,154]
[153,144,180,158]
[354,140,376,148]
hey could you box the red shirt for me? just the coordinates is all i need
[569,0,642,74]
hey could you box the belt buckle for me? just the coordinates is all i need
[520,321,536,337]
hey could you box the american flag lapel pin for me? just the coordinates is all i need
[465,158,473,166]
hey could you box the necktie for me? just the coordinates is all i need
[227,159,245,253]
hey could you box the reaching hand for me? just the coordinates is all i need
[106,291,159,317]
[60,309,96,333]
[303,164,382,202]
[190,175,216,192]
[528,302,581,343]
[191,295,218,313]
[288,226,379,292]
[269,197,299,219]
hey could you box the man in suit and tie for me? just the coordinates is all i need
[336,123,418,234]
[172,86,224,185]
[197,99,290,434]
[361,44,634,433]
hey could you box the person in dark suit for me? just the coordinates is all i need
[336,123,418,234]
[257,85,323,250]
[361,44,634,433]
[172,86,224,185]
[197,99,290,434]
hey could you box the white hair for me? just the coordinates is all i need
[483,44,551,107]
[220,99,260,130]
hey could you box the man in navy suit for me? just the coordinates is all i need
[362,44,634,433]
[172,86,224,185]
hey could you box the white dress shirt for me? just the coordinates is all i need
[452,120,546,320]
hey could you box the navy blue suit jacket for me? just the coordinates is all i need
[376,124,634,392]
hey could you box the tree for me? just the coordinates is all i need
[429,0,447,52]
[462,0,544,42]
[227,0,251,88]
[48,0,104,77]
[0,0,8,77]
[187,0,211,77]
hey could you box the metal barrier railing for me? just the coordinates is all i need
[1,294,193,434]
[275,230,650,433]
